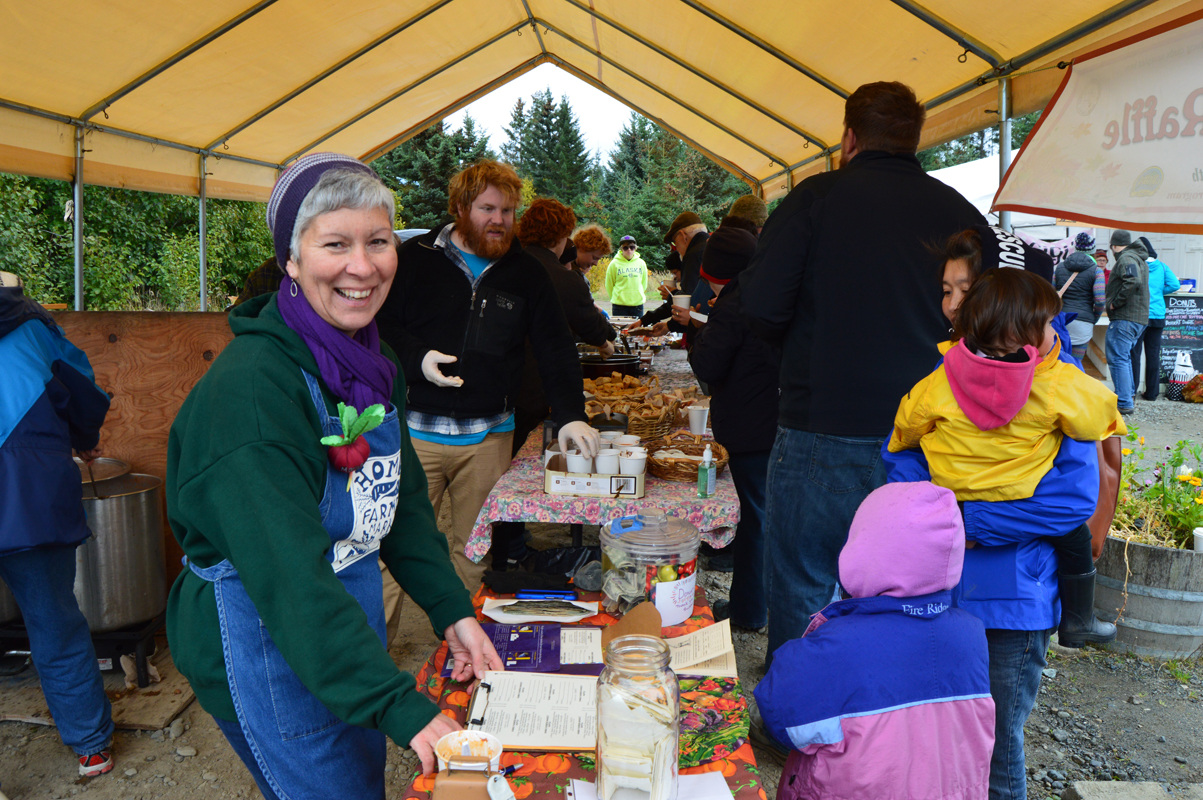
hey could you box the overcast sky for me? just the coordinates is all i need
[444,63,633,160]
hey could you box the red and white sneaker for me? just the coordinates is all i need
[78,751,113,777]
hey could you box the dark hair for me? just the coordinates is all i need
[935,228,984,283]
[516,198,576,248]
[844,81,926,153]
[954,268,1062,356]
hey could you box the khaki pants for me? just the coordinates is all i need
[411,431,514,591]
[380,558,405,649]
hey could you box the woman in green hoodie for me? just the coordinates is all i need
[604,235,649,317]
[166,154,501,800]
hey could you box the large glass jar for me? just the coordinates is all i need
[596,635,679,800]
[600,510,700,625]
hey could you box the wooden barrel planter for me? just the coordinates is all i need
[1095,535,1203,659]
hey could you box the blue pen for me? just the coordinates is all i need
[514,590,577,600]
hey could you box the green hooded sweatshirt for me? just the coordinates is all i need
[165,293,473,748]
[604,251,648,307]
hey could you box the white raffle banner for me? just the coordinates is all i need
[993,11,1203,234]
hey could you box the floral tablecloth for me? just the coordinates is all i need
[465,429,741,563]
[401,587,764,800]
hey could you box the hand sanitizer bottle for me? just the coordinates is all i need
[697,444,716,498]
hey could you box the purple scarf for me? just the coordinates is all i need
[276,274,396,411]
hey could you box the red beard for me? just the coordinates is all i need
[456,212,514,259]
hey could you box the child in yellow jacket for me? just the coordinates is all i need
[889,267,1126,647]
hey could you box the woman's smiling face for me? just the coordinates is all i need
[286,206,396,335]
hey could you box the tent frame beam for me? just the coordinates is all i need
[518,0,548,53]
[0,97,284,172]
[80,0,280,121]
[199,154,209,311]
[538,20,790,169]
[73,127,84,311]
[204,0,458,151]
[923,0,1157,110]
[285,21,531,164]
[670,0,850,98]
[555,0,828,149]
[998,76,1012,232]
[888,1,1003,67]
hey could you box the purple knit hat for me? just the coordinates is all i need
[266,152,381,269]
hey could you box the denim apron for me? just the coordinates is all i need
[189,371,401,800]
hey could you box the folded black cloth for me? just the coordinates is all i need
[482,570,570,594]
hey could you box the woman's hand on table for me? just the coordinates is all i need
[445,617,504,682]
[409,709,461,775]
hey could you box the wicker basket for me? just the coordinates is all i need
[647,432,729,482]
[626,400,679,442]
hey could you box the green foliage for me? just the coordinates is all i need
[918,110,1042,172]
[0,172,271,311]
[371,115,495,229]
[503,89,593,207]
[1115,427,1203,549]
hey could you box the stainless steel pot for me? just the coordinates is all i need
[0,578,18,624]
[77,473,167,632]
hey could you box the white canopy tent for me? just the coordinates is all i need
[3,0,1202,307]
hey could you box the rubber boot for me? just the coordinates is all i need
[1057,569,1116,648]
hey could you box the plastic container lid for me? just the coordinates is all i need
[600,508,700,560]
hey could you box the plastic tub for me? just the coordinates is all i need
[599,510,700,624]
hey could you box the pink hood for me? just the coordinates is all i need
[943,341,1040,431]
[839,482,965,599]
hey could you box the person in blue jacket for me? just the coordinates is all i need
[1130,237,1181,401]
[884,231,1106,800]
[0,271,115,778]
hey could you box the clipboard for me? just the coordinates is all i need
[465,672,599,751]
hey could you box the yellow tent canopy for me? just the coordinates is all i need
[2,0,1201,204]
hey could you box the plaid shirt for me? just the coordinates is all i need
[405,224,506,437]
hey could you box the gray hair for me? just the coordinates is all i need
[289,168,395,263]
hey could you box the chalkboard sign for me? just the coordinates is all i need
[1160,294,1203,386]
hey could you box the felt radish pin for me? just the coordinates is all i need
[320,402,386,490]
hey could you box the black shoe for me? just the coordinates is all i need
[1057,569,1117,648]
[1142,394,1158,402]
[699,543,734,573]
[1118,407,1134,416]
[711,599,730,622]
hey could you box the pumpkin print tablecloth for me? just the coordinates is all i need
[401,587,765,800]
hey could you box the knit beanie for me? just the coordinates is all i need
[266,152,381,269]
[698,226,758,286]
[1110,229,1133,247]
[839,482,965,599]
[972,225,1054,283]
[728,195,768,227]
[1138,236,1158,260]
[1073,232,1095,252]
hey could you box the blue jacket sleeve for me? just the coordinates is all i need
[50,333,110,452]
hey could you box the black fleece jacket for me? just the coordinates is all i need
[740,151,986,437]
[376,226,586,428]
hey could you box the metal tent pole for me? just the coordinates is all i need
[998,77,1013,232]
[199,154,208,311]
[72,126,84,311]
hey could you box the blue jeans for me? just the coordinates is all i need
[764,428,887,662]
[0,545,112,755]
[986,628,1051,800]
[1105,319,1145,410]
[214,716,277,799]
[726,451,770,629]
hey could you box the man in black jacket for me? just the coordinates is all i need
[376,161,598,588]
[740,82,986,663]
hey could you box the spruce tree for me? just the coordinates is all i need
[551,97,590,206]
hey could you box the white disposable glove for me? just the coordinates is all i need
[559,420,600,459]
[421,350,464,387]
[599,340,616,359]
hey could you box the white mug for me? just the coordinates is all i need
[565,450,593,473]
[619,453,647,476]
[688,405,709,435]
[595,450,620,475]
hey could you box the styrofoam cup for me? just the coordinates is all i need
[672,294,691,308]
[619,453,647,475]
[565,450,593,473]
[596,450,620,475]
[688,405,709,434]
[616,434,641,446]
[599,430,622,442]
[435,731,502,772]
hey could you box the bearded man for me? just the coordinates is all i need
[376,160,595,589]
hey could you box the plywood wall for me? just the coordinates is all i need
[54,311,233,582]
